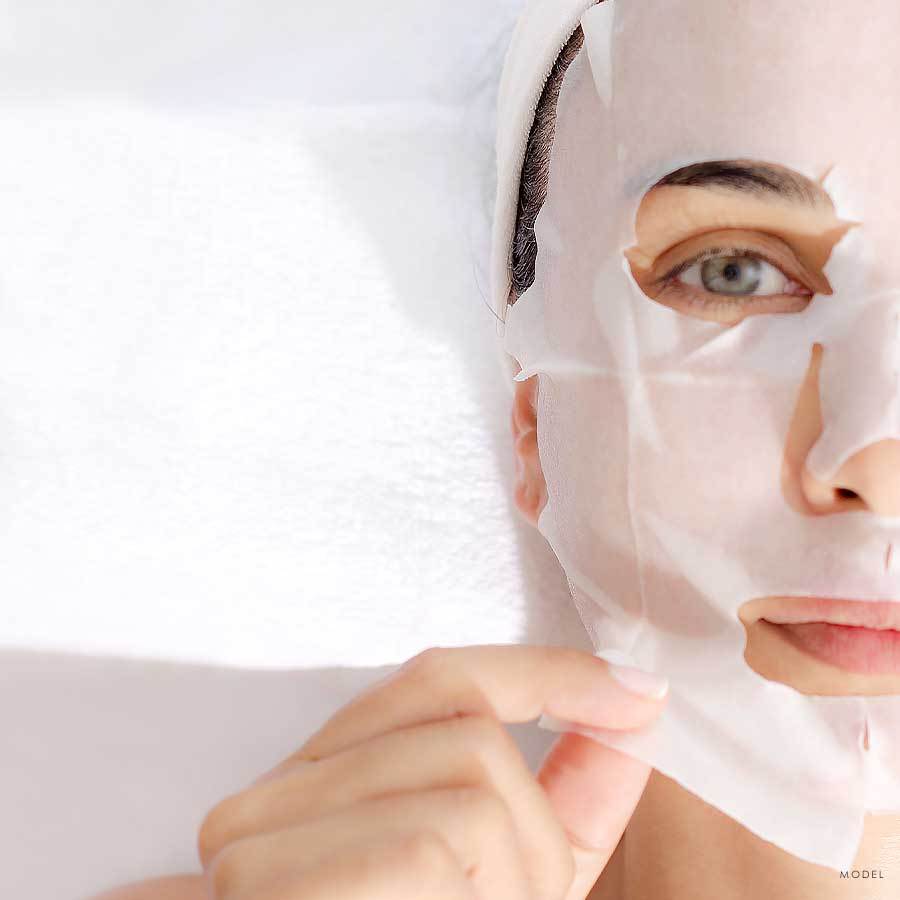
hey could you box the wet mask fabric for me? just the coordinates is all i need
[498,0,900,872]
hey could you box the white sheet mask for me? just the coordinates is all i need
[500,0,900,871]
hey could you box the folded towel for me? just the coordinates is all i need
[3,6,598,894]
[0,0,581,669]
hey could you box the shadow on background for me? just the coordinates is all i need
[5,647,561,899]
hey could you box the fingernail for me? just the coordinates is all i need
[607,662,669,700]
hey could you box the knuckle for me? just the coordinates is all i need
[398,647,458,694]
[538,643,577,672]
[458,714,519,772]
[396,829,458,877]
[204,837,254,900]
[565,821,619,859]
[403,646,450,676]
[450,785,512,835]
[197,793,252,870]
[519,644,563,691]
[457,725,574,896]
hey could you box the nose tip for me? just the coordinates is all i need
[802,439,900,516]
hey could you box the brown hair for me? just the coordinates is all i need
[508,25,585,306]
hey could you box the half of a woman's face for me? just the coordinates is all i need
[509,0,900,700]
[627,162,900,697]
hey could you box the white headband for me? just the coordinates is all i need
[489,0,598,388]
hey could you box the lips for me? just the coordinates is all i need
[760,597,900,675]
[761,596,900,631]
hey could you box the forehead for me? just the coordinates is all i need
[574,0,900,284]
[605,0,900,177]
[585,0,900,174]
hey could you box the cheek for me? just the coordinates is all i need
[537,374,631,540]
[536,374,644,624]
[536,373,799,632]
[538,375,799,536]
[631,380,798,527]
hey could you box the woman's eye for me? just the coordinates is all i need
[679,254,790,296]
[652,247,815,322]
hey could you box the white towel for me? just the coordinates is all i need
[3,2,592,896]
[0,0,583,670]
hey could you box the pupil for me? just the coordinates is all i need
[700,255,760,295]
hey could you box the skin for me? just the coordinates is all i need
[514,161,900,897]
[94,647,669,900]
[91,161,900,900]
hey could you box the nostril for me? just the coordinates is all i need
[835,487,860,501]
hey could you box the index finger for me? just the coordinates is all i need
[278,644,668,767]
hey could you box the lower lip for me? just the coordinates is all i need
[766,620,900,675]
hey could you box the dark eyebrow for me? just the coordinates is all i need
[652,159,828,206]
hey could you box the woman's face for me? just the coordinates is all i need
[502,0,900,857]
[510,158,900,698]
[504,0,900,721]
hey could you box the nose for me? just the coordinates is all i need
[802,439,900,515]
[783,342,900,516]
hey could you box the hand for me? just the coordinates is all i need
[196,644,668,899]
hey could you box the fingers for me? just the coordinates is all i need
[202,644,670,900]
[538,733,655,900]
[200,714,574,898]
[274,645,667,766]
[205,788,530,900]
[224,833,476,900]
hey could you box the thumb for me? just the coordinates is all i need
[537,730,654,900]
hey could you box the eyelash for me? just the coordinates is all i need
[648,244,814,317]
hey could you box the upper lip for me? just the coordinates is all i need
[761,597,900,631]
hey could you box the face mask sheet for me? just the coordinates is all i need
[501,0,900,871]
